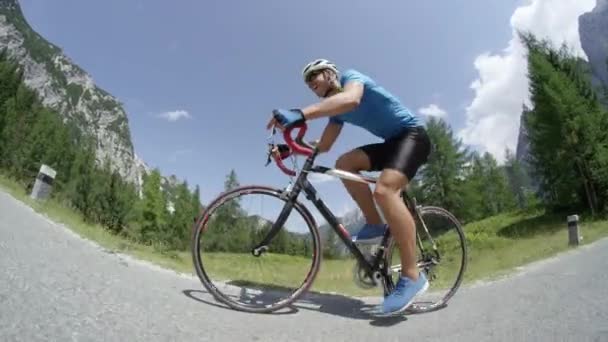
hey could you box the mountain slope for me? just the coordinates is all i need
[579,0,608,91]
[0,0,148,187]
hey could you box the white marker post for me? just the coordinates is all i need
[30,164,57,200]
[567,215,581,246]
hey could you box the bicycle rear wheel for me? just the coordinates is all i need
[383,206,467,313]
[191,185,322,313]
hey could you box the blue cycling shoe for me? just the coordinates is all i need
[351,223,388,245]
[377,272,429,316]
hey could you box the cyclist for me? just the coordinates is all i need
[266,58,432,316]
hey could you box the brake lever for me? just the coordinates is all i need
[265,125,277,167]
[265,143,274,166]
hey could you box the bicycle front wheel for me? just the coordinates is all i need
[191,185,322,313]
[383,206,467,313]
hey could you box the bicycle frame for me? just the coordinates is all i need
[254,124,423,282]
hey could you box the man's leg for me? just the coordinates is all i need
[370,127,431,315]
[335,149,383,225]
[373,169,418,280]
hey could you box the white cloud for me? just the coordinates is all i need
[158,110,191,122]
[458,0,596,163]
[419,104,447,118]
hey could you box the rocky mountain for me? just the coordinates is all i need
[579,0,608,91]
[515,108,541,193]
[0,0,149,188]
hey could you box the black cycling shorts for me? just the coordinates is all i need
[357,126,431,181]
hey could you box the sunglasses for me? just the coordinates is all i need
[305,70,323,83]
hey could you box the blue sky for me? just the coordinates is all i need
[18,0,595,220]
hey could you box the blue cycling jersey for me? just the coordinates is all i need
[329,69,421,139]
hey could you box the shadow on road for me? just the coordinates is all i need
[182,289,299,315]
[182,287,448,326]
[293,290,409,326]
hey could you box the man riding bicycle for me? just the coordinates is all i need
[266,58,432,316]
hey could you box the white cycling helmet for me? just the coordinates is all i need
[302,58,339,82]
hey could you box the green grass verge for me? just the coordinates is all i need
[461,208,608,283]
[2,173,607,298]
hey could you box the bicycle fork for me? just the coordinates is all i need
[250,189,298,257]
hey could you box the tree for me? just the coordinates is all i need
[0,52,23,132]
[106,168,137,234]
[322,229,339,259]
[139,169,168,244]
[86,157,136,234]
[65,140,97,221]
[166,181,195,250]
[504,148,533,209]
[191,184,202,222]
[0,85,39,175]
[19,108,74,191]
[224,169,240,191]
[521,32,608,214]
[478,152,516,216]
[43,118,75,193]
[418,117,471,220]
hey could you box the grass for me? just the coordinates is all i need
[461,208,608,283]
[2,173,608,298]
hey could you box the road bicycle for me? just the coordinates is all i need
[191,122,467,315]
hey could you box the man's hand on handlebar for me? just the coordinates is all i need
[269,140,317,161]
[267,108,305,131]
[265,111,322,175]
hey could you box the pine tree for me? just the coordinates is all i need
[191,184,202,221]
[19,108,69,185]
[88,157,113,225]
[66,140,97,221]
[45,118,75,193]
[224,169,240,191]
[0,85,38,175]
[459,152,485,221]
[139,169,168,244]
[167,181,195,250]
[418,117,471,220]
[202,170,249,252]
[521,32,608,213]
[0,53,23,132]
[479,152,516,215]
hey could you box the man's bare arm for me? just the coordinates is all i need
[301,81,364,120]
[312,121,343,153]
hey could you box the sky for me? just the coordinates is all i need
[17,0,597,223]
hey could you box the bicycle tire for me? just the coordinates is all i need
[191,185,322,313]
[382,205,468,313]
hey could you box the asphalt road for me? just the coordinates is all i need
[1,190,607,341]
